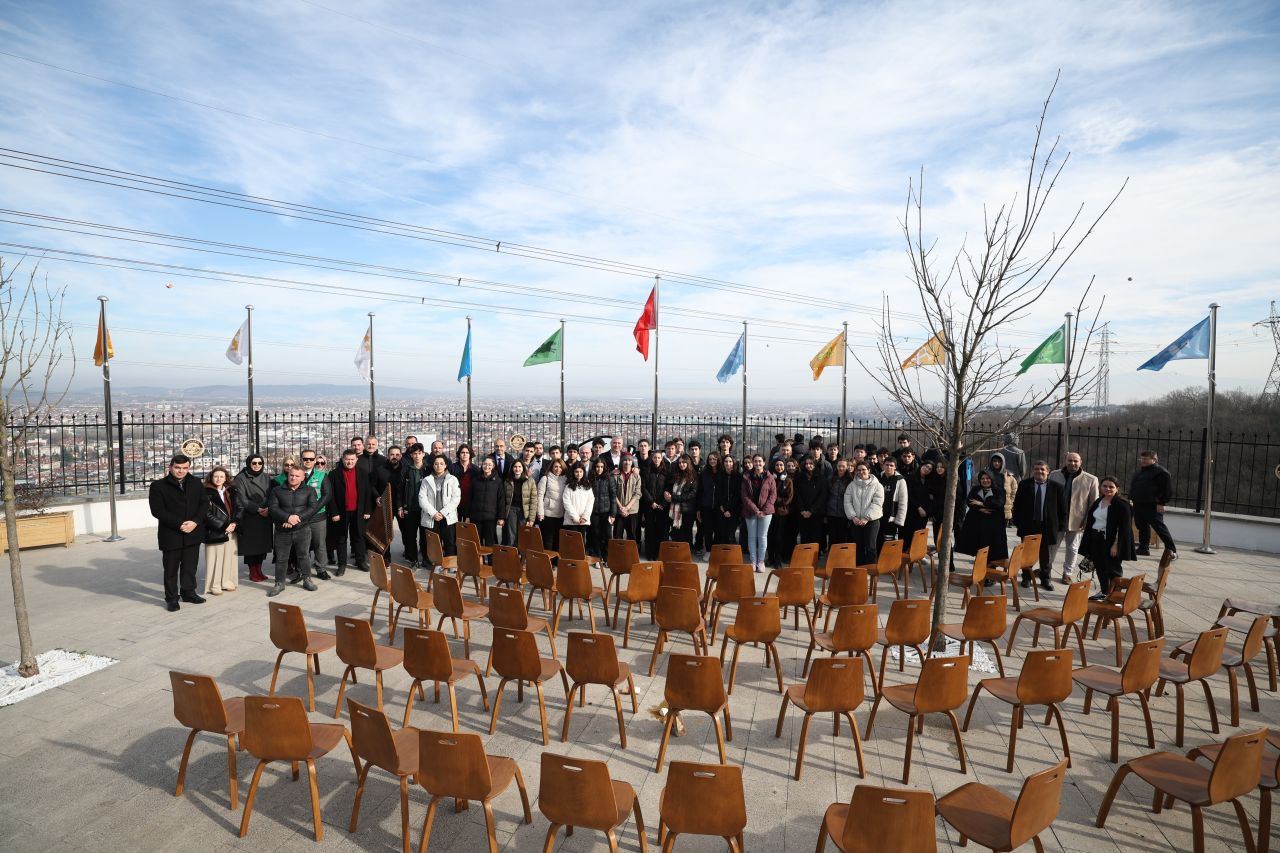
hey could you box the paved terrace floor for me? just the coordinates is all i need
[1,531,1277,852]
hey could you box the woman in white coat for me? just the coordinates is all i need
[537,458,567,551]
[418,454,461,559]
[843,461,885,563]
[560,463,595,545]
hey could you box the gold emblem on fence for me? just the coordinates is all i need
[180,438,205,460]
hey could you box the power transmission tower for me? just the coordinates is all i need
[1257,300,1280,400]
[1093,322,1111,411]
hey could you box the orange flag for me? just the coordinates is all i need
[634,285,657,360]
[93,310,114,367]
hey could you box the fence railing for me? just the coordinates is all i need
[7,411,1278,519]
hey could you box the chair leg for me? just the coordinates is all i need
[1191,804,1206,853]
[268,650,287,696]
[1228,666,1241,727]
[611,687,628,749]
[655,711,676,771]
[623,602,635,648]
[1006,618,1024,655]
[1259,787,1272,853]
[775,692,791,737]
[225,734,239,809]
[902,713,916,783]
[1049,703,1071,767]
[447,684,460,732]
[1175,683,1186,746]
[1244,662,1261,711]
[846,711,867,777]
[335,667,353,718]
[349,761,371,832]
[561,684,578,742]
[1006,705,1023,773]
[1108,695,1120,763]
[174,729,198,797]
[946,710,967,774]
[987,641,1006,677]
[1200,677,1220,734]
[962,684,984,731]
[489,679,508,734]
[769,643,784,693]
[864,694,883,738]
[712,715,727,763]
[794,712,813,780]
[1229,797,1258,853]
[1095,763,1132,827]
[648,630,666,677]
[238,759,268,837]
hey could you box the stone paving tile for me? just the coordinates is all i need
[1,531,1278,850]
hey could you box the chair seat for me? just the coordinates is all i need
[1071,664,1125,695]
[936,781,1017,850]
[388,727,420,775]
[609,780,637,828]
[1190,742,1280,790]
[937,622,965,642]
[484,754,519,800]
[859,561,889,576]
[880,683,920,714]
[536,658,563,682]
[447,658,482,683]
[525,615,551,634]
[533,550,560,562]
[308,722,349,759]
[437,556,459,570]
[948,573,976,588]
[812,631,838,653]
[1216,613,1276,637]
[465,565,496,579]
[302,630,338,655]
[459,602,489,620]
[1128,752,1214,805]
[1020,607,1065,626]
[821,802,852,850]
[222,697,246,734]
[875,627,924,648]
[1157,658,1194,684]
[372,645,406,671]
[977,676,1022,705]
[410,590,434,609]
[725,624,779,644]
[476,545,494,558]
[1087,601,1128,620]
[1173,638,1244,667]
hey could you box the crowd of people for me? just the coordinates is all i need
[148,428,1180,611]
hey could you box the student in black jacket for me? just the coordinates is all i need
[695,453,722,557]
[794,455,829,546]
[588,458,618,557]
[715,454,744,546]
[641,452,670,559]
[665,453,698,544]
[149,454,209,611]
[398,444,429,565]
[467,457,506,547]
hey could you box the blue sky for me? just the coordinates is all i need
[0,0,1277,407]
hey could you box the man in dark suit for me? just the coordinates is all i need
[1011,459,1068,591]
[600,436,625,472]
[148,454,208,611]
[489,437,517,479]
[329,448,372,571]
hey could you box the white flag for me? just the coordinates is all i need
[354,329,372,381]
[225,318,249,365]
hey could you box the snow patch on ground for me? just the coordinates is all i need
[0,649,117,706]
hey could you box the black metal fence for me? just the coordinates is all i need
[7,411,1279,519]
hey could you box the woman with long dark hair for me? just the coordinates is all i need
[904,460,933,542]
[716,454,743,546]
[741,454,775,572]
[232,453,273,583]
[696,452,721,557]
[468,456,505,547]
[537,457,567,551]
[450,444,479,523]
[589,458,617,557]
[843,461,884,564]
[562,463,594,546]
[664,453,698,544]
[203,466,238,594]
[794,455,828,546]
[824,458,851,551]
[613,454,642,541]
[1082,476,1137,598]
[502,459,538,546]
[767,457,795,568]
[926,460,949,546]
[641,451,669,559]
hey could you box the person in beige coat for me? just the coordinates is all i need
[1049,452,1100,582]
[987,452,1019,523]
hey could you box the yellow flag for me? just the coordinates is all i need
[809,331,845,380]
[92,311,114,366]
[901,330,946,369]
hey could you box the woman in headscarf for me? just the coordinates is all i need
[955,470,1009,562]
[233,453,274,583]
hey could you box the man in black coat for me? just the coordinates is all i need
[1128,449,1177,557]
[1011,460,1068,591]
[488,437,517,479]
[148,454,208,611]
[267,463,320,596]
[329,448,373,571]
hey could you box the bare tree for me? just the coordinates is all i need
[861,76,1124,644]
[1,259,75,677]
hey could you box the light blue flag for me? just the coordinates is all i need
[457,327,472,382]
[716,332,745,383]
[1137,317,1210,371]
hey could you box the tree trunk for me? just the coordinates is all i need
[929,411,966,651]
[1,399,39,677]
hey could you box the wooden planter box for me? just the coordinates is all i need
[0,510,75,551]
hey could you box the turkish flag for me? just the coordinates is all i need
[633,285,657,360]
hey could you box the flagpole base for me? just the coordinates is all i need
[1194,545,1215,555]
[103,535,125,543]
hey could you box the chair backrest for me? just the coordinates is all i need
[655,586,703,632]
[401,627,454,682]
[624,561,662,601]
[1020,534,1042,570]
[1017,648,1074,705]
[456,520,481,548]
[826,542,858,570]
[1059,580,1092,623]
[491,544,524,584]
[1110,572,1146,615]
[841,785,938,853]
[518,525,546,558]
[1207,728,1270,803]
[1240,614,1272,661]
[565,631,620,685]
[336,616,378,668]
[714,564,756,603]
[538,752,620,831]
[660,561,702,591]
[1186,627,1230,680]
[961,595,1007,641]
[913,655,971,714]
[829,604,878,652]
[390,565,427,610]
[884,598,931,645]
[789,542,819,568]
[660,761,747,838]
[826,566,869,607]
[425,530,445,566]
[170,671,228,732]
[607,538,640,574]
[432,573,465,618]
[665,654,728,713]
[730,596,781,643]
[524,550,557,591]
[559,528,589,561]
[1004,542,1025,576]
[802,656,864,712]
[1151,553,1174,602]
[243,695,313,761]
[708,544,743,576]
[876,538,904,572]
[1008,759,1068,848]
[774,565,817,608]
[491,628,543,681]
[268,602,309,653]
[368,551,390,592]
[1119,637,1165,694]
[348,698,401,771]
[905,528,928,564]
[970,547,989,584]
[418,729,492,800]
[556,558,595,599]
[659,540,693,564]
[457,539,484,578]
[488,586,531,630]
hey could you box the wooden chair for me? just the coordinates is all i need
[417,729,532,853]
[775,656,866,780]
[347,699,418,853]
[170,671,245,809]
[605,537,641,605]
[658,761,747,852]
[661,560,702,592]
[267,601,336,711]
[432,573,488,657]
[719,595,785,694]
[866,655,971,784]
[947,546,989,606]
[764,541,820,593]
[561,631,637,747]
[1215,596,1278,692]
[815,784,937,853]
[334,615,404,717]
[1005,579,1090,665]
[818,566,869,630]
[703,543,744,613]
[552,557,609,634]
[804,603,880,695]
[937,759,1068,853]
[657,653,732,771]
[1084,572,1146,667]
[558,527,603,586]
[401,627,488,731]
[613,561,661,647]
[707,563,757,643]
[1017,533,1044,603]
[238,695,353,842]
[487,585,555,675]
[457,538,495,599]
[388,564,433,640]
[1188,614,1269,726]
[985,542,1024,611]
[518,524,557,562]
[861,538,905,602]
[875,598,932,690]
[367,551,394,627]
[456,520,493,558]
[1185,730,1280,853]
[491,543,526,589]
[648,585,711,676]
[901,528,933,596]
[488,628,568,746]
[660,539,693,564]
[1097,728,1268,853]
[817,542,857,597]
[964,647,1074,773]
[539,752,646,853]
[523,549,558,614]
[425,530,457,573]
[932,594,1008,677]
[773,564,818,633]
[1156,625,1229,746]
[1117,549,1173,638]
[1072,637,1164,763]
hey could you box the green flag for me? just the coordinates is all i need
[523,327,563,366]
[1017,323,1067,375]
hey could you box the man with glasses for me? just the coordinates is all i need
[298,449,334,579]
[149,454,208,612]
[329,448,373,571]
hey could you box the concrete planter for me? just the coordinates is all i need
[0,510,75,551]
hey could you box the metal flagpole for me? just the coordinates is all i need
[650,275,660,449]
[1062,310,1073,458]
[840,321,848,450]
[245,304,255,452]
[741,321,748,456]
[367,313,376,435]
[559,318,566,449]
[1196,302,1220,554]
[465,315,474,449]
[98,296,123,542]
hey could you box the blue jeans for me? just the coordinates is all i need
[745,514,772,566]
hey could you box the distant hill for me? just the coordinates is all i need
[72,383,425,402]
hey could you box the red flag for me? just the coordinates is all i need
[633,285,657,360]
